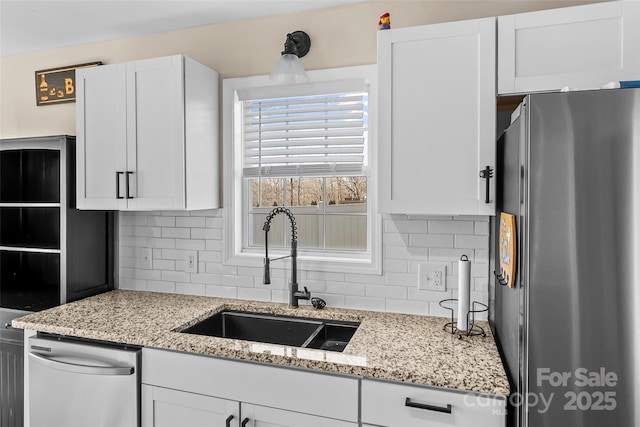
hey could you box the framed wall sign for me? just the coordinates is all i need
[35,62,102,106]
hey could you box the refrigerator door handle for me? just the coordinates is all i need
[28,352,134,376]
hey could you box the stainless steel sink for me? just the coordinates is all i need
[179,310,359,352]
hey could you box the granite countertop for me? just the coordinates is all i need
[12,289,509,396]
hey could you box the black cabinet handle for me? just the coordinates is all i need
[241,418,250,427]
[225,415,234,427]
[116,171,124,199]
[405,397,452,414]
[479,165,494,204]
[125,171,134,199]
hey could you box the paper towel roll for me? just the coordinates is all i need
[457,255,471,331]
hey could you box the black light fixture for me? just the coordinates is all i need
[270,30,311,84]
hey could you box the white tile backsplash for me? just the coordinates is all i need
[119,211,489,319]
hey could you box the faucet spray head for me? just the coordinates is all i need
[263,257,271,284]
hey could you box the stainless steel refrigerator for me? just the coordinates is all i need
[493,88,639,427]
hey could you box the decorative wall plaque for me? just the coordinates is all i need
[35,62,102,106]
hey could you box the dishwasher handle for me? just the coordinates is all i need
[29,352,135,376]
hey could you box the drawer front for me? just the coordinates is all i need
[142,348,359,422]
[361,379,506,427]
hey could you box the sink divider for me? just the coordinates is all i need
[301,323,327,349]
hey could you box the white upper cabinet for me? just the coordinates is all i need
[498,0,640,94]
[76,55,219,210]
[378,17,496,215]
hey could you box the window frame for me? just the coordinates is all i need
[223,65,381,275]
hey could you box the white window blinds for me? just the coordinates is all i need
[240,79,368,178]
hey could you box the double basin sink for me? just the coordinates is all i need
[179,310,359,352]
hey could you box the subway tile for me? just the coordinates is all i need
[302,280,327,293]
[119,257,137,269]
[176,216,206,228]
[428,220,474,234]
[176,282,206,296]
[120,236,148,247]
[475,249,489,264]
[454,215,489,221]
[455,234,488,249]
[385,299,428,316]
[306,271,345,282]
[147,216,176,227]
[326,282,365,296]
[205,262,237,275]
[152,259,175,271]
[221,274,255,288]
[162,227,190,239]
[382,232,410,246]
[161,270,191,283]
[385,272,417,287]
[385,245,429,260]
[473,278,488,292]
[407,215,452,221]
[147,280,176,293]
[205,240,223,251]
[270,290,289,304]
[313,293,346,309]
[237,287,272,302]
[175,239,206,251]
[384,218,429,234]
[408,288,452,302]
[134,269,162,281]
[198,251,222,263]
[344,296,386,311]
[147,238,176,249]
[119,267,135,279]
[474,220,489,235]
[118,209,491,317]
[237,266,263,277]
[191,228,222,239]
[410,234,454,248]
[162,210,191,217]
[344,273,386,285]
[366,284,407,299]
[119,213,147,226]
[382,259,408,273]
[429,248,470,261]
[428,301,454,318]
[190,209,220,217]
[118,278,147,291]
[205,217,224,229]
[205,285,238,299]
[190,273,221,286]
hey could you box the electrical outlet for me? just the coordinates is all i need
[418,263,446,291]
[184,251,198,273]
[140,248,152,270]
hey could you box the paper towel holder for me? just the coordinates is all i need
[439,298,488,339]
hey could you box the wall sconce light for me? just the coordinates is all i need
[270,30,311,84]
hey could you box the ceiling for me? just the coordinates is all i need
[0,0,363,57]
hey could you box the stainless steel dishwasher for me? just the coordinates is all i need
[28,335,140,427]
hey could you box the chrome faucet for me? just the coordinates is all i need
[263,207,311,307]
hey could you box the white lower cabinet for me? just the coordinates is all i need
[142,385,353,427]
[142,348,505,427]
[141,348,358,427]
[142,385,237,427]
[361,379,506,427]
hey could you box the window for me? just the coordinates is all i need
[223,65,380,274]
